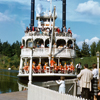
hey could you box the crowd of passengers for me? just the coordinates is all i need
[25,25,72,37]
[36,42,74,49]
[20,42,74,49]
[22,57,74,74]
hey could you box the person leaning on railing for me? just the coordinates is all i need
[56,76,65,94]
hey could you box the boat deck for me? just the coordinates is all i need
[18,73,77,81]
[0,91,27,100]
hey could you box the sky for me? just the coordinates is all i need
[0,0,100,48]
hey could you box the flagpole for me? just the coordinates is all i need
[50,0,52,30]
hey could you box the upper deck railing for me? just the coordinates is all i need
[25,31,72,37]
[21,48,75,58]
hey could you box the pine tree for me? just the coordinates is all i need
[81,41,90,57]
[0,40,2,53]
[96,40,100,52]
[90,42,96,56]
[75,43,82,57]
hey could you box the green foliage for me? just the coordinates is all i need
[75,56,98,69]
[75,43,82,57]
[81,41,90,57]
[90,42,96,56]
[0,55,20,69]
[0,40,21,69]
[96,40,100,52]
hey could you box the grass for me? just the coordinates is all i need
[75,56,99,69]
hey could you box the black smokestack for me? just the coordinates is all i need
[31,0,35,27]
[62,0,66,28]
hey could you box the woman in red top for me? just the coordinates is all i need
[50,57,55,67]
[43,63,47,73]
[54,63,58,73]
[36,63,41,73]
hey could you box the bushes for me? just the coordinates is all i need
[75,56,99,69]
[0,54,20,70]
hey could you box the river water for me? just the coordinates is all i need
[0,69,45,94]
[0,69,20,94]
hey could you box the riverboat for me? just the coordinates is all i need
[17,3,76,82]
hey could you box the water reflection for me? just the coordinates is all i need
[0,69,45,94]
[0,69,19,94]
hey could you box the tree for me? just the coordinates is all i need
[75,43,82,57]
[0,40,2,53]
[96,40,100,52]
[90,42,96,56]
[81,41,90,57]
[2,41,12,57]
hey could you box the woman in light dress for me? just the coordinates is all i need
[56,76,65,94]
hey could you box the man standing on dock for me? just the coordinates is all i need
[77,64,93,100]
[76,62,82,74]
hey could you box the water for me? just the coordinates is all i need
[0,69,19,94]
[0,69,44,94]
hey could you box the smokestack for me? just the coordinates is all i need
[31,0,35,27]
[62,0,66,28]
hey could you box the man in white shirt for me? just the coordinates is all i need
[77,64,93,99]
[76,62,82,74]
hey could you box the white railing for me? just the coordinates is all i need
[24,31,72,37]
[21,48,76,58]
[28,83,86,100]
[21,48,32,57]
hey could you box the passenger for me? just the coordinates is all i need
[41,25,44,31]
[63,26,66,33]
[41,43,44,48]
[46,27,49,32]
[29,24,32,31]
[67,63,71,73]
[36,42,40,48]
[56,27,60,34]
[32,62,36,73]
[68,27,72,37]
[56,76,65,94]
[64,62,68,73]
[70,62,74,72]
[50,57,55,67]
[20,44,24,49]
[32,26,35,31]
[77,64,93,100]
[23,62,29,74]
[76,62,82,74]
[25,26,29,33]
[39,28,42,35]
[64,44,66,48]
[43,62,47,73]
[58,62,64,73]
[91,63,98,100]
[36,63,41,73]
[47,44,49,48]
[29,29,31,32]
[54,63,58,73]
[53,43,56,48]
[50,57,55,72]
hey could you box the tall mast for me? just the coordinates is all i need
[31,0,35,27]
[62,0,66,28]
[49,6,56,62]
[50,0,52,30]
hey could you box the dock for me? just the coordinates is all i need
[0,91,27,100]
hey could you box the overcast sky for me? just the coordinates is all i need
[0,0,100,48]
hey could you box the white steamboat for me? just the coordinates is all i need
[18,6,76,81]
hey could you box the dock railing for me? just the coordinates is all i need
[27,83,86,100]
